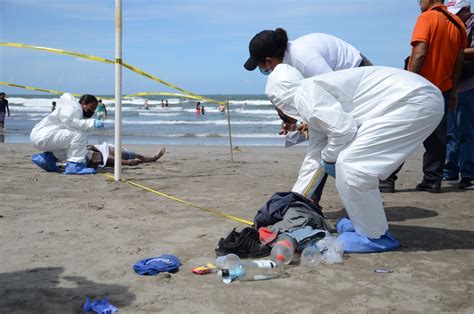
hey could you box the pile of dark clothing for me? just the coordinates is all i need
[215,192,331,258]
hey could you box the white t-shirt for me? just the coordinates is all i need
[282,33,363,78]
[94,142,110,168]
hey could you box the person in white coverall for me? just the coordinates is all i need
[30,93,104,175]
[266,64,444,252]
[244,27,373,206]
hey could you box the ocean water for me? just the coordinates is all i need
[0,94,288,146]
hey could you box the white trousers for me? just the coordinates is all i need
[336,89,444,238]
[31,128,87,163]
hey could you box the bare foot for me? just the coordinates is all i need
[152,147,166,161]
[129,158,142,166]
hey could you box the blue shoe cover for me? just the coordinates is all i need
[338,231,400,253]
[31,152,59,172]
[336,218,355,233]
[64,162,96,175]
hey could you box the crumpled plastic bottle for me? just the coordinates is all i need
[317,235,344,264]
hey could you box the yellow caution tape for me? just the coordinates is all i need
[126,92,211,102]
[120,62,225,105]
[0,81,115,100]
[0,42,224,105]
[0,81,220,104]
[102,173,254,226]
[0,42,115,64]
[0,81,81,98]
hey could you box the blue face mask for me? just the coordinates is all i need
[259,66,272,76]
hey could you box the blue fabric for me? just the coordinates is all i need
[94,119,104,129]
[253,191,324,229]
[285,226,327,252]
[336,218,356,233]
[133,254,181,276]
[336,218,399,253]
[445,89,474,180]
[444,110,460,180]
[320,160,336,177]
[83,298,117,314]
[285,226,327,245]
[31,152,60,172]
[338,231,400,253]
[64,162,97,175]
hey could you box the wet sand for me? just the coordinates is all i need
[0,143,473,313]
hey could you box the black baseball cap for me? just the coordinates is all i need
[244,30,278,71]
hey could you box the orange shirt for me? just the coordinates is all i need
[411,4,467,92]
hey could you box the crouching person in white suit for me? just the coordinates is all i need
[30,93,104,175]
[266,64,443,253]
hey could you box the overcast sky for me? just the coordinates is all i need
[0,0,421,96]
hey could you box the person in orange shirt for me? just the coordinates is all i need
[381,0,466,194]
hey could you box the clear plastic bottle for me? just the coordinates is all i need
[270,235,296,265]
[317,236,344,264]
[218,260,282,283]
[215,253,240,270]
[300,245,322,267]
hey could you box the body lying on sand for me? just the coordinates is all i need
[86,143,166,168]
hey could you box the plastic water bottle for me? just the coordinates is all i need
[300,245,322,267]
[317,236,344,264]
[215,254,240,270]
[218,260,282,283]
[270,235,296,265]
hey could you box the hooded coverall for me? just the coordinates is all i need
[30,93,95,163]
[266,65,444,239]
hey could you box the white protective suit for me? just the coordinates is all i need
[30,93,95,163]
[266,65,444,238]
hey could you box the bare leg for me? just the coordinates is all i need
[105,155,141,167]
[134,147,166,163]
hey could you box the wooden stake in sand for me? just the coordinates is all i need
[226,99,234,163]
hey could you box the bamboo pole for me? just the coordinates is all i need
[114,0,122,181]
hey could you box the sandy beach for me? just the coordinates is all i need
[0,143,473,313]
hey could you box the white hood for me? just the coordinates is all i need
[265,64,304,120]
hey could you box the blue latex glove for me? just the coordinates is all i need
[320,160,336,177]
[83,297,118,314]
[338,230,400,253]
[64,162,97,175]
[31,152,60,172]
[94,119,104,129]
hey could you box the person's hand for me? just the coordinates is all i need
[7,112,10,117]
[297,123,308,139]
[297,123,307,133]
[448,92,457,112]
[94,119,104,129]
[320,159,336,178]
[279,122,297,135]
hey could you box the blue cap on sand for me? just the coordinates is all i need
[133,254,181,276]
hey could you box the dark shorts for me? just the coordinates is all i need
[0,112,5,123]
[123,148,137,160]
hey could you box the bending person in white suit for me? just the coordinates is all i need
[30,93,104,175]
[266,64,444,252]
